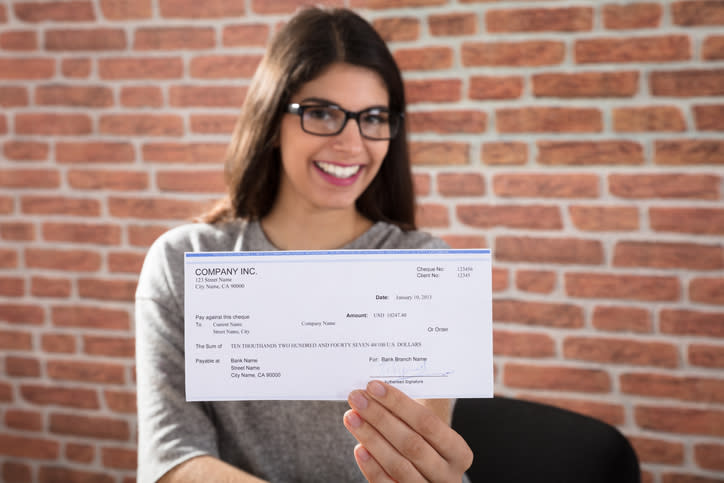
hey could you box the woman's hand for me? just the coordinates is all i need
[344,380,473,482]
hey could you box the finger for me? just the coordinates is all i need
[346,393,436,482]
[365,381,471,468]
[353,444,395,483]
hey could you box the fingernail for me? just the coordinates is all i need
[356,445,371,462]
[368,381,386,398]
[349,390,368,410]
[346,410,363,428]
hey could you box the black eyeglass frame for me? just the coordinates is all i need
[286,103,404,141]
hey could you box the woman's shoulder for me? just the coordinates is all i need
[149,220,246,256]
[352,222,448,250]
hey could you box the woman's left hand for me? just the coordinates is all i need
[344,380,473,482]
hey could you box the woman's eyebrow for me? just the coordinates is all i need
[298,97,390,111]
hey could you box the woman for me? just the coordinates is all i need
[135,7,473,482]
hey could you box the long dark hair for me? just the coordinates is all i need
[201,7,416,231]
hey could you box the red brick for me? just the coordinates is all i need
[15,113,92,135]
[45,28,126,50]
[38,467,114,483]
[0,169,60,189]
[496,236,603,265]
[0,197,13,214]
[0,277,24,296]
[493,330,555,358]
[0,329,32,350]
[486,7,592,32]
[52,305,130,331]
[42,222,122,245]
[142,142,227,163]
[469,76,523,100]
[78,278,137,302]
[190,115,237,135]
[622,373,724,403]
[515,270,556,294]
[482,142,527,165]
[0,115,6,134]
[134,27,215,50]
[437,173,485,197]
[99,57,183,79]
[614,241,723,270]
[565,337,678,368]
[613,106,686,132]
[21,196,100,216]
[409,142,468,166]
[102,447,137,470]
[68,169,148,191]
[83,335,135,358]
[405,79,462,104]
[429,12,476,36]
[0,382,12,401]
[628,436,684,464]
[25,248,101,271]
[160,0,245,17]
[603,3,662,29]
[440,235,487,250]
[497,107,602,133]
[661,309,724,338]
[0,86,29,107]
[169,85,246,107]
[610,173,720,199]
[415,203,449,228]
[31,277,71,298]
[413,173,430,196]
[0,58,54,79]
[6,356,41,377]
[662,474,724,483]
[533,71,638,98]
[494,173,598,198]
[695,444,724,472]
[14,1,95,21]
[2,462,32,482]
[0,222,34,241]
[5,409,41,431]
[41,333,76,353]
[0,31,37,50]
[651,69,724,97]
[0,434,59,459]
[47,360,126,384]
[462,41,564,66]
[0,248,18,268]
[655,140,724,165]
[108,252,145,274]
[373,17,419,42]
[100,0,151,19]
[49,412,130,440]
[0,303,44,325]
[128,224,170,247]
[57,142,136,163]
[505,363,611,393]
[120,86,162,107]
[650,207,724,234]
[99,114,184,136]
[109,196,213,220]
[190,55,261,79]
[156,170,226,193]
[703,35,724,60]
[0,4,4,22]
[66,443,94,463]
[493,299,583,328]
[593,306,652,333]
[690,277,724,305]
[537,140,644,165]
[457,204,562,230]
[565,273,680,302]
[689,344,724,368]
[694,105,724,130]
[3,141,49,160]
[635,405,724,436]
[36,85,113,107]
[672,1,724,25]
[493,269,508,292]
[351,0,445,8]
[521,395,625,427]
[223,24,270,46]
[394,47,453,71]
[105,389,137,413]
[576,35,690,63]
[569,206,639,232]
[407,110,486,134]
[61,58,91,77]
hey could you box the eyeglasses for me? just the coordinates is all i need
[286,102,403,140]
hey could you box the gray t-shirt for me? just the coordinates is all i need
[135,219,448,483]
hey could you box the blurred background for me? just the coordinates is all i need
[0,0,722,481]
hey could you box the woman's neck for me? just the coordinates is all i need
[260,205,373,251]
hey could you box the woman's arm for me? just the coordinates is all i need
[158,455,268,483]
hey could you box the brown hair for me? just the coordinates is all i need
[200,7,416,231]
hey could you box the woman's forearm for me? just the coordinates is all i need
[158,455,268,483]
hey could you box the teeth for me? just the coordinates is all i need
[315,161,361,179]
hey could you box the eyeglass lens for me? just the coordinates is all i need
[301,105,397,139]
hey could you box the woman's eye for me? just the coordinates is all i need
[362,111,389,125]
[306,107,334,120]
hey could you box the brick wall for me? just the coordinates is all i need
[1,0,723,482]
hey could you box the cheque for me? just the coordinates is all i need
[184,249,493,401]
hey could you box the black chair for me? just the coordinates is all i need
[451,397,641,483]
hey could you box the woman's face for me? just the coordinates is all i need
[276,62,390,215]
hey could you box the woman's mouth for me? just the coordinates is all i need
[314,161,362,179]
